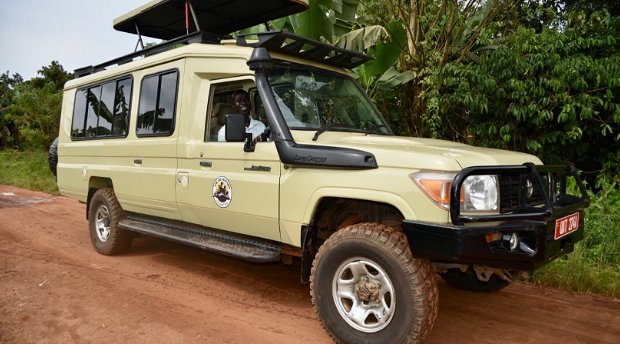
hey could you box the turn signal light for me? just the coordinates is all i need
[485,232,502,243]
[411,172,464,209]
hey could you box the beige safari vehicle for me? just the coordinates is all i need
[56,1,590,343]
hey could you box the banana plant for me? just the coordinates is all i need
[239,0,414,98]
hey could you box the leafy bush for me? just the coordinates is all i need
[422,10,620,179]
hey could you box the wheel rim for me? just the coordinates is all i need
[332,257,396,333]
[95,204,111,242]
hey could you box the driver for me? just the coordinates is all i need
[218,90,266,142]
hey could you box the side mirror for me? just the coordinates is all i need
[225,114,246,142]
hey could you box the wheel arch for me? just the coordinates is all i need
[300,195,412,284]
[86,177,114,220]
[301,188,417,224]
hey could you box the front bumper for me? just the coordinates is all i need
[403,163,589,271]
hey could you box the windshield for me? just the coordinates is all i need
[266,65,391,134]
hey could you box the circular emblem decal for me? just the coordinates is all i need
[213,176,232,208]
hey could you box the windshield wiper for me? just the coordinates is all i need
[312,126,331,141]
[312,126,359,141]
[364,123,387,135]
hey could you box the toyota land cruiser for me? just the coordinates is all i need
[55,1,589,343]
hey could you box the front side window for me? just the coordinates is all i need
[266,65,391,134]
[137,70,179,136]
[71,76,132,139]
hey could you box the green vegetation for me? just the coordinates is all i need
[1,61,70,150]
[533,181,620,298]
[0,150,59,195]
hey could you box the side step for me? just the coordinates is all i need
[118,215,281,263]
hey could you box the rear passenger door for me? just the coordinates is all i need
[114,64,182,219]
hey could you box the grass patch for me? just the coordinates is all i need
[532,244,620,298]
[0,149,59,194]
[532,181,620,298]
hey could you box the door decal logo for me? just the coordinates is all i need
[213,176,232,208]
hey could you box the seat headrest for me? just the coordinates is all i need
[214,103,233,125]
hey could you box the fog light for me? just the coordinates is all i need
[503,232,519,251]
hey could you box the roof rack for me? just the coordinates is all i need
[75,29,372,78]
[74,31,220,77]
[236,31,373,69]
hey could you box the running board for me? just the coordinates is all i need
[118,215,281,263]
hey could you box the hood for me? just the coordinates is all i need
[293,131,542,171]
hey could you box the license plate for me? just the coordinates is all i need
[554,212,580,240]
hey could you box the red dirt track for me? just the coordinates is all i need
[1,185,619,344]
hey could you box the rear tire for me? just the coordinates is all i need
[88,188,133,255]
[310,223,438,344]
[48,137,58,177]
[440,267,510,293]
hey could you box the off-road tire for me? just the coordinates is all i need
[88,188,133,255]
[48,137,58,177]
[310,223,438,344]
[440,267,510,293]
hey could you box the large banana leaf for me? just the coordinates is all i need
[290,0,335,41]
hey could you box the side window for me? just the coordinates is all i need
[84,85,102,137]
[206,80,259,142]
[71,89,88,138]
[137,70,179,136]
[71,76,133,139]
[113,78,132,135]
[98,82,115,135]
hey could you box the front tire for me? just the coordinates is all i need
[88,188,133,255]
[310,223,438,344]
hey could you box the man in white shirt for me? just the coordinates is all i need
[218,90,266,142]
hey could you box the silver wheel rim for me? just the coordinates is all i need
[332,257,395,333]
[95,205,111,242]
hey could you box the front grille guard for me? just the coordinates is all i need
[449,163,590,225]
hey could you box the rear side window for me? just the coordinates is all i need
[137,70,179,136]
[71,76,133,139]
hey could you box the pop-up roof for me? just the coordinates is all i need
[113,0,309,40]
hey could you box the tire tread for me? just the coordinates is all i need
[89,188,132,255]
[310,223,438,344]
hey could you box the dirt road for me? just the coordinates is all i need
[1,185,619,344]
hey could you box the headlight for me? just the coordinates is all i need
[462,175,499,211]
[411,171,499,212]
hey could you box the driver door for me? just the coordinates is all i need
[175,78,281,242]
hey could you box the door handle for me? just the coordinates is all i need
[244,165,271,172]
[133,159,142,165]
[200,160,212,167]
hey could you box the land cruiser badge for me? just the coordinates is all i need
[213,176,232,208]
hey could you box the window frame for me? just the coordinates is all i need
[136,69,180,138]
[70,75,134,141]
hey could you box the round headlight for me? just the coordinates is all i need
[463,175,498,211]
